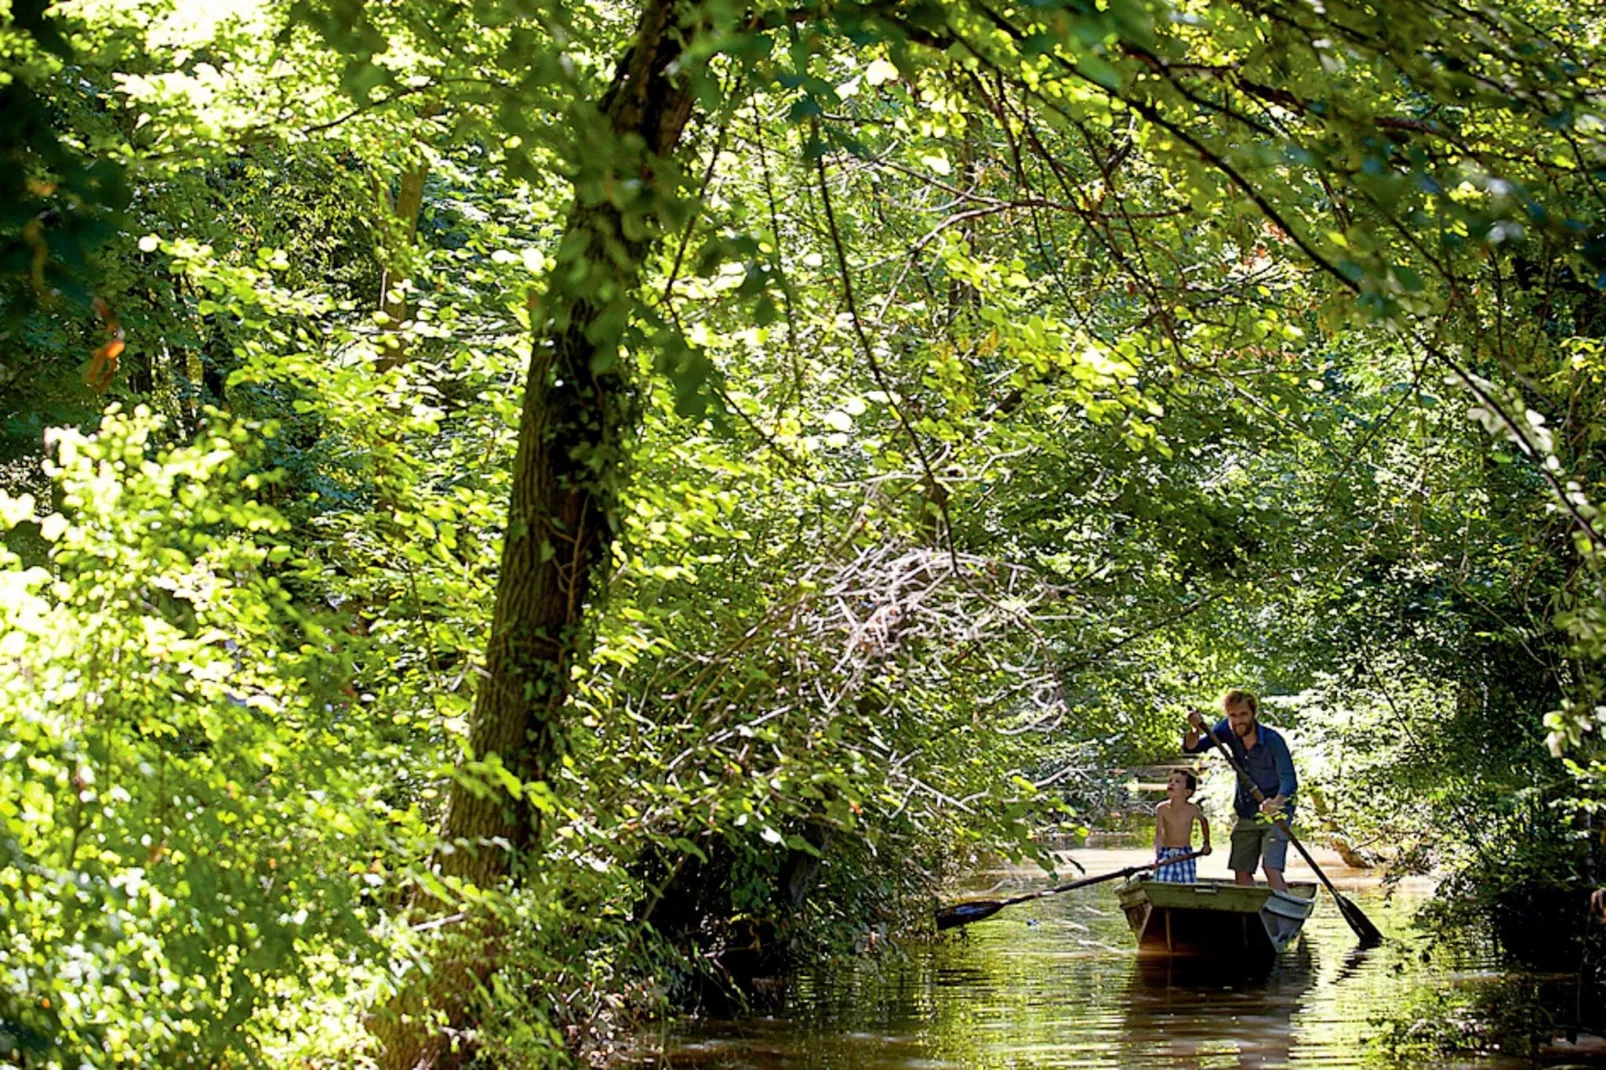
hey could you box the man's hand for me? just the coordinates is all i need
[1186,708,1208,731]
[1258,795,1286,816]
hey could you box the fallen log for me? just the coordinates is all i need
[1305,784,1372,868]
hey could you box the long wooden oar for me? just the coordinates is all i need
[935,850,1208,931]
[1193,715,1384,948]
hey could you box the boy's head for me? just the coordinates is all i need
[1166,769,1198,798]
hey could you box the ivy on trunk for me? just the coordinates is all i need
[374,2,700,1064]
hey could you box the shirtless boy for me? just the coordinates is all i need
[1153,769,1211,883]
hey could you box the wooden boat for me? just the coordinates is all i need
[1115,876,1318,959]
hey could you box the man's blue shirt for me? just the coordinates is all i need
[1184,720,1297,819]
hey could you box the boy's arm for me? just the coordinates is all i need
[1153,803,1165,854]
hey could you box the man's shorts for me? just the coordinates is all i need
[1229,818,1290,875]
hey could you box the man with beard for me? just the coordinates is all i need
[1185,689,1298,892]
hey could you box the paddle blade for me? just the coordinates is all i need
[935,900,1005,931]
[1334,891,1384,948]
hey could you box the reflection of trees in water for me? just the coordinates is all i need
[1302,925,1602,1064]
[644,882,1604,1067]
[1118,945,1316,1069]
[1367,965,1602,1062]
[780,899,1150,1068]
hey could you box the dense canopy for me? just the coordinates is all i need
[1,0,1604,1064]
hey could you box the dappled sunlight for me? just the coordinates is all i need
[2,0,1603,1064]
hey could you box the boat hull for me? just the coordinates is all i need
[1116,876,1318,960]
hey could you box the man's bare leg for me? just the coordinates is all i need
[1265,867,1288,893]
[1234,870,1255,887]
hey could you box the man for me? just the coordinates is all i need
[1183,689,1297,892]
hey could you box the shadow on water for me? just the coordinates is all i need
[633,854,1604,1069]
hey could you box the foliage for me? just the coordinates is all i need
[0,407,398,1063]
[3,0,1606,1063]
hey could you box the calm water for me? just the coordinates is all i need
[636,848,1603,1068]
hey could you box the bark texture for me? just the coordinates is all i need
[374,2,697,1065]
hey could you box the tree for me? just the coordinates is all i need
[5,0,1606,1062]
[373,1,706,1062]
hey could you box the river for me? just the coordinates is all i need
[634,846,1604,1068]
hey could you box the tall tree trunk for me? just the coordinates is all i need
[375,160,428,371]
[374,2,698,1066]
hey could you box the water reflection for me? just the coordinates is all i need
[1119,951,1313,1068]
[636,852,1589,1068]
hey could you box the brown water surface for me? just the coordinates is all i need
[635,847,1604,1068]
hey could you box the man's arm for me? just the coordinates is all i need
[1271,729,1297,799]
[1258,729,1298,814]
[1198,809,1212,854]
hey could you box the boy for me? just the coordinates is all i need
[1153,769,1211,883]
